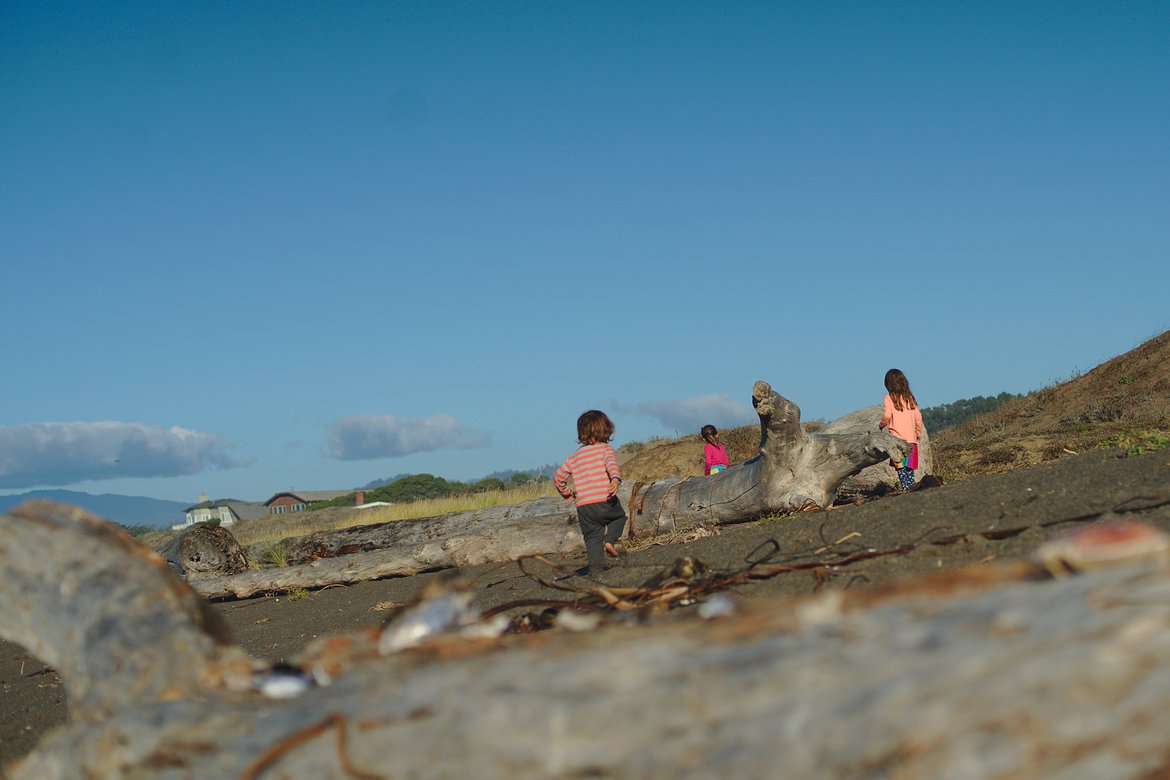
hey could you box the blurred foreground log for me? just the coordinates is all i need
[0,502,248,722]
[5,500,1170,779]
[193,380,918,599]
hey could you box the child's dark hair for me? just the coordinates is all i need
[577,410,615,445]
[884,368,918,411]
[700,424,719,444]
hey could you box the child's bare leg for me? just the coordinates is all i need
[604,511,627,556]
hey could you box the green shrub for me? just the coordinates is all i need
[1103,430,1170,457]
[262,540,290,567]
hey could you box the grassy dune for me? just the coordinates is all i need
[230,481,559,548]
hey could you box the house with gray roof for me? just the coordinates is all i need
[263,490,353,515]
[173,495,269,530]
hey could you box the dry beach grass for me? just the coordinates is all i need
[2,330,1169,774]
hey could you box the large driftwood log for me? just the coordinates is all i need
[194,498,580,599]
[5,500,1170,779]
[188,381,914,599]
[625,381,916,535]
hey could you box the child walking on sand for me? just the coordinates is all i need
[700,424,730,475]
[554,410,627,574]
[879,368,924,492]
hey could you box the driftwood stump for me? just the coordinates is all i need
[5,500,1170,779]
[175,522,248,579]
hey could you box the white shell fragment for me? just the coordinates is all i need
[554,609,602,632]
[698,594,736,620]
[1034,520,1170,577]
[376,577,510,654]
[256,665,314,699]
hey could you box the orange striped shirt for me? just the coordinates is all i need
[554,443,621,507]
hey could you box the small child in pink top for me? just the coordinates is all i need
[700,424,730,475]
[879,368,924,491]
[554,410,627,574]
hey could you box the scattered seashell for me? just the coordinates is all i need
[378,589,479,654]
[698,594,736,620]
[460,614,509,640]
[555,609,601,632]
[1034,520,1170,577]
[256,664,314,699]
[796,590,844,627]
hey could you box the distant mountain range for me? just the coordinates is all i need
[0,490,188,529]
[0,463,565,530]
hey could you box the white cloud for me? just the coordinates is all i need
[326,413,490,461]
[0,421,253,489]
[617,394,756,434]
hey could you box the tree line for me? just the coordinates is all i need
[311,467,556,509]
[921,392,1020,432]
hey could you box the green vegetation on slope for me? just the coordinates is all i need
[310,470,554,510]
[922,392,1021,432]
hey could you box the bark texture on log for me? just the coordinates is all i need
[175,522,248,579]
[6,500,1170,779]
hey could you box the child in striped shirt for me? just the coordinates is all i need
[554,409,627,574]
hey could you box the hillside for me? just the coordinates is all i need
[617,423,766,481]
[932,329,1170,481]
[621,330,1170,486]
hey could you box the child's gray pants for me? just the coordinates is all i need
[576,497,627,569]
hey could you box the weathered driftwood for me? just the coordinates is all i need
[6,500,1170,779]
[0,502,248,723]
[194,497,580,599]
[188,381,914,599]
[167,522,249,579]
[283,497,578,566]
[829,403,933,497]
[624,381,915,535]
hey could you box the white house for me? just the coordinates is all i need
[173,495,269,530]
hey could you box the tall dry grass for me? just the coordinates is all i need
[231,482,559,548]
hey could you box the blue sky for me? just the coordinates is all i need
[2,1,1167,503]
